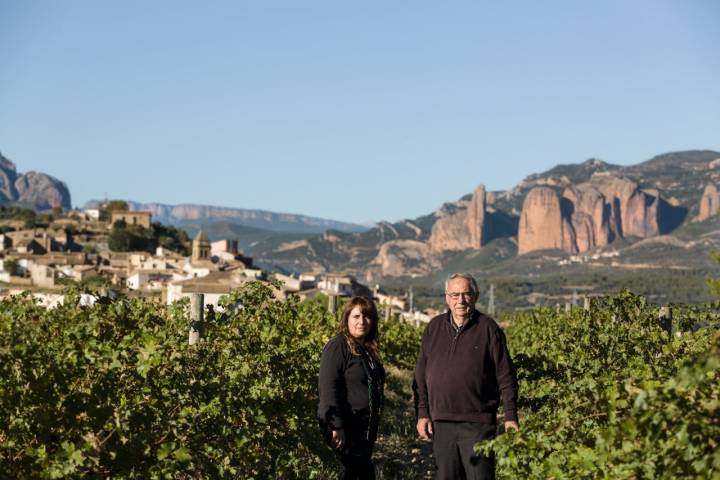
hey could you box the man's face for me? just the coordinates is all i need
[445,277,477,319]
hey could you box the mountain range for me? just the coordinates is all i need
[0,152,72,210]
[82,200,368,235]
[229,150,720,308]
[242,150,720,277]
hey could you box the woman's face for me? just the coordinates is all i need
[347,305,371,340]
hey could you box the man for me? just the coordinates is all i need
[413,273,519,480]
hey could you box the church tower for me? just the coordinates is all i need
[191,229,211,265]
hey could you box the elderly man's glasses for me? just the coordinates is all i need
[446,291,475,300]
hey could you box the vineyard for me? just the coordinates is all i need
[0,283,718,479]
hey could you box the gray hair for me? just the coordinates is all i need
[444,273,479,294]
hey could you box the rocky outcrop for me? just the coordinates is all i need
[0,153,71,210]
[14,172,72,210]
[591,174,659,238]
[697,184,720,221]
[518,187,576,255]
[429,185,486,252]
[562,183,611,248]
[370,240,440,277]
[569,212,594,253]
[0,153,19,202]
[519,175,664,255]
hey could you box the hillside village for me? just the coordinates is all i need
[1,150,718,312]
[0,204,431,321]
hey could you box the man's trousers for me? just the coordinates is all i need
[432,421,496,480]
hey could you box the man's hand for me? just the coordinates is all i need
[504,420,519,432]
[417,417,433,440]
[331,429,345,450]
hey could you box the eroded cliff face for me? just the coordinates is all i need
[429,185,486,252]
[696,184,720,221]
[518,187,574,255]
[0,153,71,210]
[14,172,72,210]
[591,174,659,239]
[0,157,18,202]
[370,240,440,277]
[518,174,663,255]
[563,183,610,248]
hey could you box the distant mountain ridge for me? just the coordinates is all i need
[244,150,720,279]
[0,152,72,210]
[83,200,368,235]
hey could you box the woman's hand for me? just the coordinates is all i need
[331,428,345,450]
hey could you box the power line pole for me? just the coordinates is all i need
[487,284,496,316]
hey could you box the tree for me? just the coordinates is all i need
[108,220,153,252]
[2,258,17,275]
[105,200,129,212]
[100,200,130,222]
[151,222,191,255]
[19,208,36,229]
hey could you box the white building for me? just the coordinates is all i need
[317,274,355,296]
[127,270,182,291]
[166,270,256,308]
[84,208,101,220]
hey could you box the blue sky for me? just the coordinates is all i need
[1,1,718,225]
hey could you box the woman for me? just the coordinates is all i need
[318,296,385,480]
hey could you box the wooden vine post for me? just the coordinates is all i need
[658,306,672,339]
[188,293,204,345]
[328,294,337,314]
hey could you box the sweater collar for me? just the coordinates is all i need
[446,309,479,332]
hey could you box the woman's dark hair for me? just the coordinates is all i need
[339,296,379,358]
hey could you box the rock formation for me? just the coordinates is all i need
[591,174,659,238]
[562,183,610,248]
[429,185,486,252]
[518,187,576,255]
[0,153,72,210]
[519,174,663,255]
[370,240,440,277]
[568,212,594,253]
[14,171,72,210]
[0,153,19,202]
[697,183,720,221]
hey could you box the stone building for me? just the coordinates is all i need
[110,211,152,229]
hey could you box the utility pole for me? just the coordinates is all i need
[487,284,496,316]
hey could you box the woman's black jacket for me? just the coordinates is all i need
[317,335,385,439]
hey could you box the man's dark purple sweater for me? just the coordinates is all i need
[413,309,519,424]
